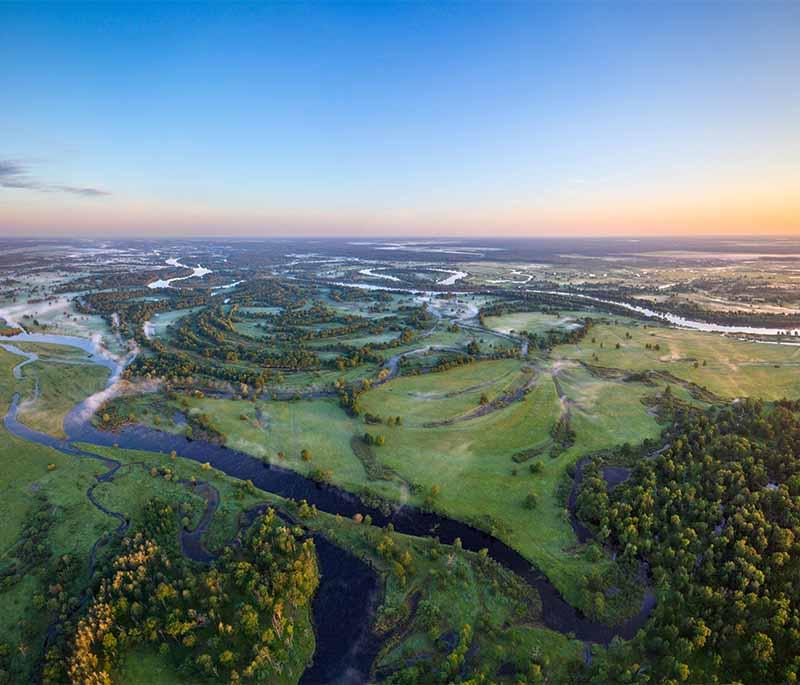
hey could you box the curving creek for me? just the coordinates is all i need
[2,332,655,683]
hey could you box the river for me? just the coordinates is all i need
[332,280,800,340]
[2,331,656,682]
[526,289,800,338]
[148,257,213,289]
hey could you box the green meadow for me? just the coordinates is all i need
[557,321,800,399]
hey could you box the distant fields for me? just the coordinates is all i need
[556,321,800,399]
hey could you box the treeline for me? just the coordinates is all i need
[327,286,393,303]
[233,278,309,309]
[76,288,210,343]
[166,305,321,370]
[54,267,193,293]
[126,348,282,390]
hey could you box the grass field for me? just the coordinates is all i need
[371,325,517,362]
[363,366,662,609]
[171,355,662,612]
[556,321,800,399]
[274,362,382,392]
[484,309,590,336]
[16,354,109,437]
[556,362,663,453]
[145,305,205,338]
[116,648,193,685]
[362,358,530,425]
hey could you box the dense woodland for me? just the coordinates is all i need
[45,501,318,685]
[580,400,800,684]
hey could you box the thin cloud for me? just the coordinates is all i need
[0,158,110,197]
[52,184,111,197]
[0,160,40,189]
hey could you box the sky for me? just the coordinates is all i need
[0,1,798,238]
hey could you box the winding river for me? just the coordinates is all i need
[329,278,800,340]
[2,330,656,683]
[526,289,800,338]
[148,257,213,289]
[6,278,794,680]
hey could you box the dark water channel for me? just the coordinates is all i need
[3,336,655,683]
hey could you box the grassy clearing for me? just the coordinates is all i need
[373,326,516,362]
[145,305,205,338]
[557,321,800,399]
[187,396,369,481]
[91,463,206,531]
[362,359,529,426]
[17,356,109,437]
[274,362,382,392]
[116,648,193,685]
[11,341,95,360]
[315,330,400,347]
[556,362,663,453]
[484,310,589,336]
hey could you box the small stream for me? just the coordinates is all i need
[0,343,39,378]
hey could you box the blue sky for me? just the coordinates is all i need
[1,1,798,236]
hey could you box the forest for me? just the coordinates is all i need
[579,400,800,684]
